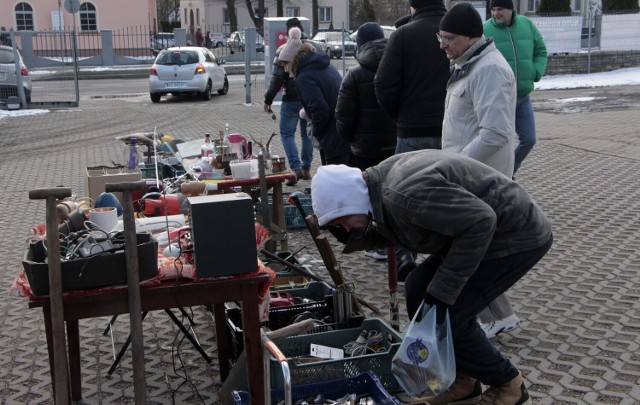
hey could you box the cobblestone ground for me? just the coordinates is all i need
[0,85,638,404]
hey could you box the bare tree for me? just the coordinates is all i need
[227,0,238,32]
[243,0,264,34]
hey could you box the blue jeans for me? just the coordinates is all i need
[513,95,536,174]
[404,235,553,386]
[280,101,313,171]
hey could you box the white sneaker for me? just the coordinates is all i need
[364,250,387,260]
[480,314,520,339]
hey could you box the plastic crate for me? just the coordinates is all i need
[269,318,403,393]
[257,196,313,229]
[232,371,401,405]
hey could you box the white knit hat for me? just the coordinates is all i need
[278,27,302,63]
[311,165,373,226]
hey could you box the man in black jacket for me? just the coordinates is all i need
[374,0,451,281]
[374,0,450,153]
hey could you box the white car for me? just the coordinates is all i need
[149,46,228,103]
[0,45,32,103]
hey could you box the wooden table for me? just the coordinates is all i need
[29,274,271,404]
[210,172,295,251]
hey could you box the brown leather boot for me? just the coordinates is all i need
[478,372,531,405]
[302,167,312,180]
[398,372,482,404]
[285,169,303,186]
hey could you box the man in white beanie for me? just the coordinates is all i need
[311,150,552,405]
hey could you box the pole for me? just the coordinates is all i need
[29,187,73,404]
[105,181,148,404]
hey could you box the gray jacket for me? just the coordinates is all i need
[442,38,517,178]
[363,150,552,305]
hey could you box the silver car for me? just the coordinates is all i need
[312,31,357,59]
[149,46,229,103]
[0,45,32,103]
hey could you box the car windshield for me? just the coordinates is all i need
[156,50,199,65]
[0,49,16,64]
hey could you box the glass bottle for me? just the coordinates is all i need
[201,133,214,158]
[124,137,141,172]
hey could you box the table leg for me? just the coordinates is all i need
[66,320,81,401]
[213,303,230,380]
[241,284,265,405]
[43,307,75,402]
[271,183,288,251]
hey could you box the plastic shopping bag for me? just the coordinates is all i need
[391,301,456,397]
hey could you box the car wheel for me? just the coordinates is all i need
[150,93,161,103]
[201,80,212,101]
[216,42,222,48]
[325,48,332,59]
[218,76,229,95]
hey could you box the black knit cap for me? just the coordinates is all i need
[286,17,303,31]
[490,0,514,9]
[410,0,442,9]
[356,22,384,48]
[439,3,483,38]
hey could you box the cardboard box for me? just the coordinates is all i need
[85,166,142,206]
[22,233,158,296]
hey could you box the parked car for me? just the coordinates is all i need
[150,32,175,51]
[351,25,396,42]
[312,31,357,59]
[0,45,31,103]
[208,32,228,48]
[227,31,264,53]
[149,47,228,103]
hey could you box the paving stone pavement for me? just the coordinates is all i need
[0,84,638,404]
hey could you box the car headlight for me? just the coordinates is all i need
[332,45,340,50]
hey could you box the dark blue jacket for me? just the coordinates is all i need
[290,44,352,165]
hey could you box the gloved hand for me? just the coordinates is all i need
[423,292,448,324]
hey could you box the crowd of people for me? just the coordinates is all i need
[265,1,550,404]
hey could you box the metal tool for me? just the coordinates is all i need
[105,181,148,404]
[288,194,380,315]
[29,186,72,404]
[387,247,400,331]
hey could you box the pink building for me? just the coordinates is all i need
[0,0,158,33]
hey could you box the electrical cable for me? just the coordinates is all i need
[343,330,387,357]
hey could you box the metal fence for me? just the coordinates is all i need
[9,30,79,107]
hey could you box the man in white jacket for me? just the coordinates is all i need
[439,3,521,340]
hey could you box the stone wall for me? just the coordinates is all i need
[547,50,640,75]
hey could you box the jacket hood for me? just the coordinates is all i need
[356,38,387,72]
[289,42,321,76]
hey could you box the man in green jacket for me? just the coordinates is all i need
[483,0,547,177]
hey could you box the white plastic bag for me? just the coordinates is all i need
[392,301,456,397]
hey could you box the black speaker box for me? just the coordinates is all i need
[188,193,257,277]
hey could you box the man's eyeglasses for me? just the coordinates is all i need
[436,33,458,46]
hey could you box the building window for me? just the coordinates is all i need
[319,7,332,23]
[184,8,187,24]
[286,7,300,17]
[79,2,97,32]
[527,0,539,12]
[196,8,200,25]
[223,8,236,25]
[15,2,34,31]
[573,0,581,11]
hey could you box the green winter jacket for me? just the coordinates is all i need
[483,12,547,96]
